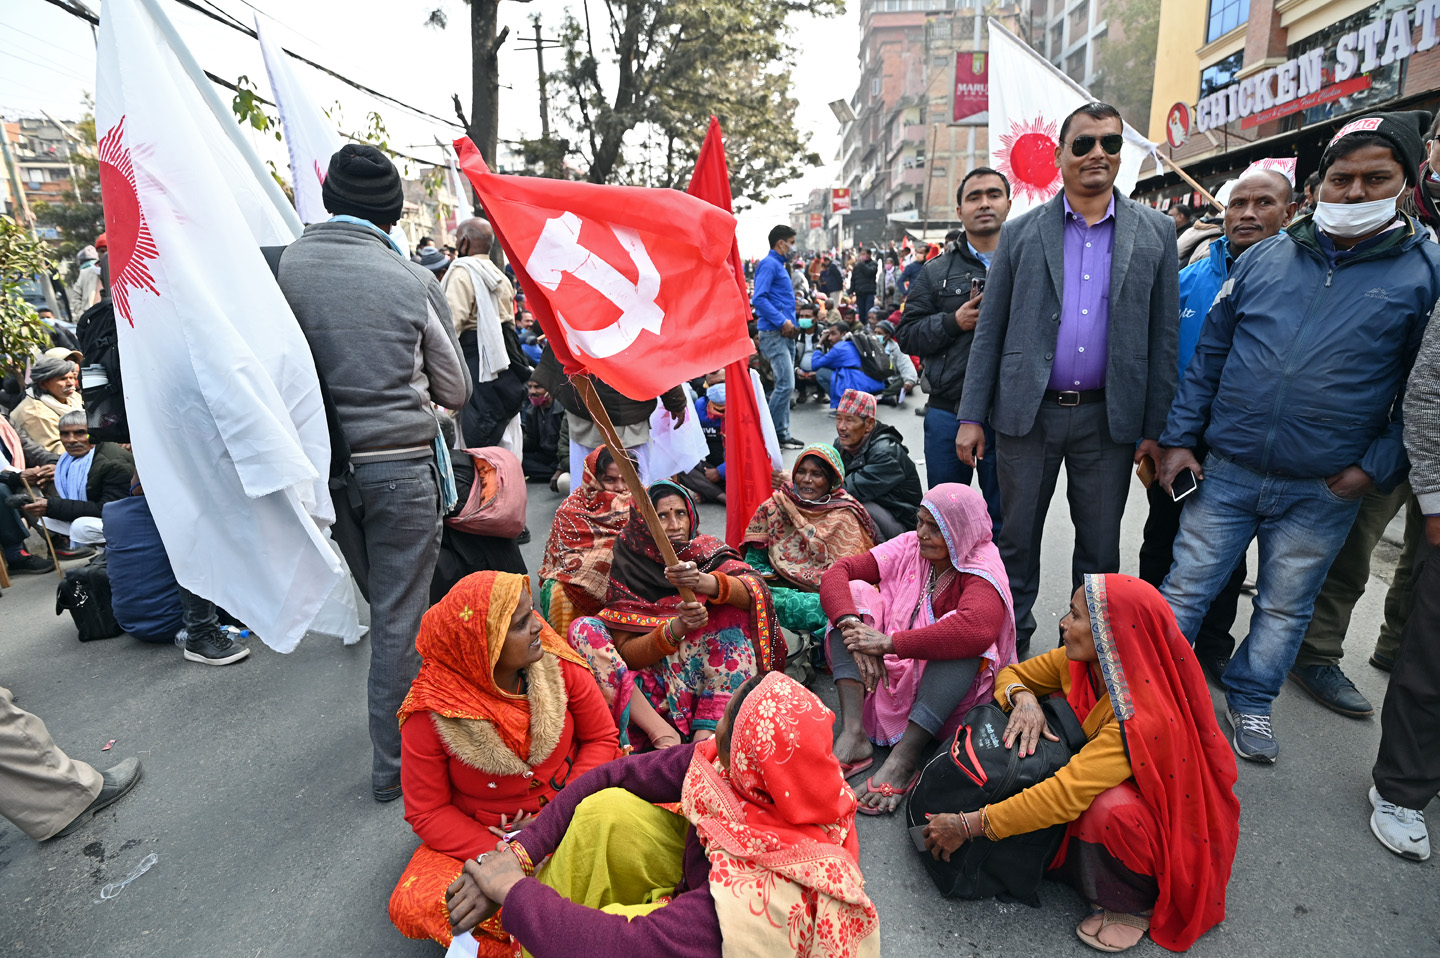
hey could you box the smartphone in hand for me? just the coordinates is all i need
[1171,468,1200,502]
[970,277,986,299]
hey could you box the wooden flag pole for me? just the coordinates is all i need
[571,373,698,604]
[1154,150,1221,209]
[19,476,65,581]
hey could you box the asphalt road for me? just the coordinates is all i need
[1,396,1436,957]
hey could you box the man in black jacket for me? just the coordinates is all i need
[834,389,923,540]
[849,248,879,321]
[896,168,1011,531]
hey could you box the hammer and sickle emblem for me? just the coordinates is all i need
[528,211,664,359]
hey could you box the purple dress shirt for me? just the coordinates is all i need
[1046,195,1115,393]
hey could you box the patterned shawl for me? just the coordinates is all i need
[602,481,783,672]
[681,673,880,958]
[399,571,586,760]
[538,446,632,607]
[741,443,878,590]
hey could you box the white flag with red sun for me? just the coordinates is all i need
[987,19,1157,218]
[96,0,351,651]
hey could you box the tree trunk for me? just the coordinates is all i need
[470,0,500,167]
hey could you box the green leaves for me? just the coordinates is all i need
[0,215,59,377]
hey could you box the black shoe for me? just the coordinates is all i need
[54,544,96,560]
[6,551,54,575]
[373,783,403,803]
[1288,664,1374,717]
[516,525,532,545]
[779,437,805,450]
[52,757,143,839]
[184,629,251,666]
[1369,651,1395,673]
[1197,652,1231,687]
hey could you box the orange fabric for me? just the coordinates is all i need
[388,843,510,954]
[399,570,587,759]
[681,673,879,957]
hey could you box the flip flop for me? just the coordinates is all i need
[839,757,874,778]
[1075,910,1150,953]
[855,770,921,816]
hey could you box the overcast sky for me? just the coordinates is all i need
[0,0,859,256]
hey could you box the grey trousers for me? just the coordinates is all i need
[828,631,981,736]
[329,458,443,792]
[995,401,1135,649]
[0,685,102,840]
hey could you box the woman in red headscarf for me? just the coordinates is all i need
[388,571,621,952]
[538,446,631,638]
[444,671,880,958]
[922,574,1241,953]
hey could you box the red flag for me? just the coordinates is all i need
[453,137,753,400]
[685,117,775,548]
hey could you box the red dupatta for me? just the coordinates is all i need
[1067,574,1240,952]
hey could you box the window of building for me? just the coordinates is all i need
[1069,1,1089,37]
[1198,50,1243,102]
[1206,0,1249,43]
[1050,21,1063,55]
[1066,49,1086,82]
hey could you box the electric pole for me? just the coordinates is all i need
[516,18,562,142]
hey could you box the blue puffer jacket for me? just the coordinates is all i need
[1162,213,1440,492]
[812,340,885,408]
[1176,236,1233,378]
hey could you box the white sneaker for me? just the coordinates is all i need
[1369,786,1431,861]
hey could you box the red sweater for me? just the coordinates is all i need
[818,552,1006,660]
[401,659,620,861]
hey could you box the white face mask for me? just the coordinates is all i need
[1312,184,1405,239]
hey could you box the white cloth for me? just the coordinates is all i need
[569,438,653,488]
[444,257,510,382]
[645,383,709,479]
[256,16,342,225]
[499,413,523,461]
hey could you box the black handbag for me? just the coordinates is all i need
[905,697,1087,905]
[55,557,124,643]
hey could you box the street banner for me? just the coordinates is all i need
[987,19,1156,217]
[1243,156,1297,186]
[256,16,342,225]
[809,212,823,229]
[686,115,782,547]
[97,0,354,651]
[952,52,988,125]
[831,188,851,213]
[452,137,753,400]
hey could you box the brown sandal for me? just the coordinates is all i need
[1075,910,1150,953]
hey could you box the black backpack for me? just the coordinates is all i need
[850,331,895,384]
[74,299,129,444]
[55,557,124,642]
[905,698,1087,905]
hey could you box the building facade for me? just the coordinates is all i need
[1142,0,1440,203]
[2,117,86,221]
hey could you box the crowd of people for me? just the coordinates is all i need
[3,100,1440,956]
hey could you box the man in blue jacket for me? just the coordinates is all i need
[812,322,885,410]
[1159,111,1440,764]
[1138,168,1295,684]
[752,225,805,449]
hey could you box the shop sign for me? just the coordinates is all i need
[1166,102,1191,148]
[831,188,851,213]
[809,213,823,229]
[952,52,989,125]
[1196,1,1439,133]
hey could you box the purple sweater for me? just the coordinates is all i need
[504,744,721,958]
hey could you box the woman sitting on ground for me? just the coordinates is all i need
[568,481,780,750]
[740,442,878,635]
[819,483,1017,814]
[922,574,1240,953]
[444,672,881,958]
[389,571,620,953]
[537,446,630,638]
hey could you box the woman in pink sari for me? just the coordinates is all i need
[819,483,1017,813]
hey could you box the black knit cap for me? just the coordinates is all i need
[1321,110,1433,185]
[322,143,404,223]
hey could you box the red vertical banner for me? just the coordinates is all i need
[685,116,774,548]
[952,51,989,124]
[830,188,851,213]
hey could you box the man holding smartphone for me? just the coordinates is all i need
[896,167,1012,531]
[1158,112,1440,764]
[1137,168,1297,684]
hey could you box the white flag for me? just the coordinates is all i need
[987,19,1157,218]
[97,0,351,651]
[256,16,343,225]
[446,147,474,224]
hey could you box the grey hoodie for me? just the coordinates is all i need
[277,222,470,456]
[1405,298,1440,516]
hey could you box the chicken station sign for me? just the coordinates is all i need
[1196,1,1440,132]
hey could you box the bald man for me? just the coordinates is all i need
[1138,168,1296,684]
[443,217,529,452]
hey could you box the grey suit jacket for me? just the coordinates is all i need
[956,190,1180,443]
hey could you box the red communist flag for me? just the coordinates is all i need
[685,116,774,548]
[453,137,754,400]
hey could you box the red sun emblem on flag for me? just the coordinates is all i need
[995,116,1062,204]
[97,116,159,327]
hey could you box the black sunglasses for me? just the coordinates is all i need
[1066,134,1124,157]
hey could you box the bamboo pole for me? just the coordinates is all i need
[570,373,697,604]
[1154,150,1220,209]
[19,476,64,580]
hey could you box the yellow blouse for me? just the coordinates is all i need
[984,647,1132,841]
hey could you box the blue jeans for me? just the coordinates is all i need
[923,406,1002,534]
[757,329,795,440]
[1161,454,1362,715]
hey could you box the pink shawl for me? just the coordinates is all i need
[861,483,1017,745]
[0,417,26,472]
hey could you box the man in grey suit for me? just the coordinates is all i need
[956,102,1179,656]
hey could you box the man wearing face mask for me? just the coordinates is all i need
[1159,111,1440,765]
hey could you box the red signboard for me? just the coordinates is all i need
[830,188,850,213]
[1165,102,1191,149]
[1241,75,1371,130]
[809,212,823,229]
[952,52,988,125]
